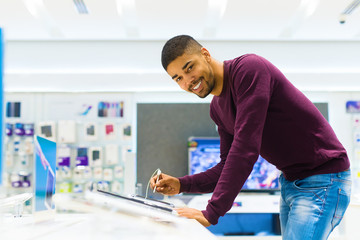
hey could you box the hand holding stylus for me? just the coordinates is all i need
[153,169,161,193]
[150,172,180,196]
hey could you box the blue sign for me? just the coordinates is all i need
[34,136,57,212]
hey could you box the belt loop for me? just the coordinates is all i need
[337,171,341,178]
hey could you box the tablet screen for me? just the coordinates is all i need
[96,189,174,213]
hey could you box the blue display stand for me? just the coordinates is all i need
[34,136,57,212]
[0,29,3,185]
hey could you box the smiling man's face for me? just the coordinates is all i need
[166,50,215,99]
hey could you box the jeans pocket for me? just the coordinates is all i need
[292,175,331,203]
[293,174,331,190]
[331,186,351,229]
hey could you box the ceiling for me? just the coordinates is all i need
[0,0,359,41]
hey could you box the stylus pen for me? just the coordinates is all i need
[153,169,161,193]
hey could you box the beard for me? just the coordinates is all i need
[196,67,215,99]
[196,79,212,98]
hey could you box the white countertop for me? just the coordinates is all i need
[0,212,216,240]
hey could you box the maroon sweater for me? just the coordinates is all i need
[178,54,350,225]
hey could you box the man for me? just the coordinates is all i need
[151,35,351,239]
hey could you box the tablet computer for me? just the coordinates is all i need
[96,189,174,213]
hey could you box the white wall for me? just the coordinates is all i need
[3,40,360,92]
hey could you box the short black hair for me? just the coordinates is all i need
[161,35,203,70]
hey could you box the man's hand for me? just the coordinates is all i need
[150,173,180,196]
[175,207,211,227]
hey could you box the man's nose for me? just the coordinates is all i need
[183,75,195,89]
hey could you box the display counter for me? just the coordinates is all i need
[0,212,216,240]
[0,191,217,240]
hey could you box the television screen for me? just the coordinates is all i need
[188,137,280,191]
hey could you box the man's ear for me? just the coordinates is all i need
[201,47,211,62]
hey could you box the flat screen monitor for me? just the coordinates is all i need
[188,137,280,192]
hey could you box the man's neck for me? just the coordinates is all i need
[210,60,224,96]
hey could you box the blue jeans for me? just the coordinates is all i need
[279,169,351,240]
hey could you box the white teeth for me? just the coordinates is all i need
[193,81,201,90]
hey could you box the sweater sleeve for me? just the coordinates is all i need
[203,55,273,225]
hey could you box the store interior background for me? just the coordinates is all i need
[1,0,360,239]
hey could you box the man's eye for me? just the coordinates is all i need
[187,65,193,72]
[176,77,182,82]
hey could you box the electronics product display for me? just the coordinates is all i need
[76,147,89,166]
[55,126,127,196]
[84,122,98,141]
[38,121,56,141]
[3,122,35,204]
[188,137,280,192]
[4,131,127,204]
[89,147,102,166]
[98,101,124,118]
[57,120,76,143]
[6,102,21,118]
[105,144,119,165]
[104,122,116,140]
[2,95,132,213]
[58,146,71,167]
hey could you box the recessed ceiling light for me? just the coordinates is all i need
[73,0,89,14]
[339,0,360,24]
